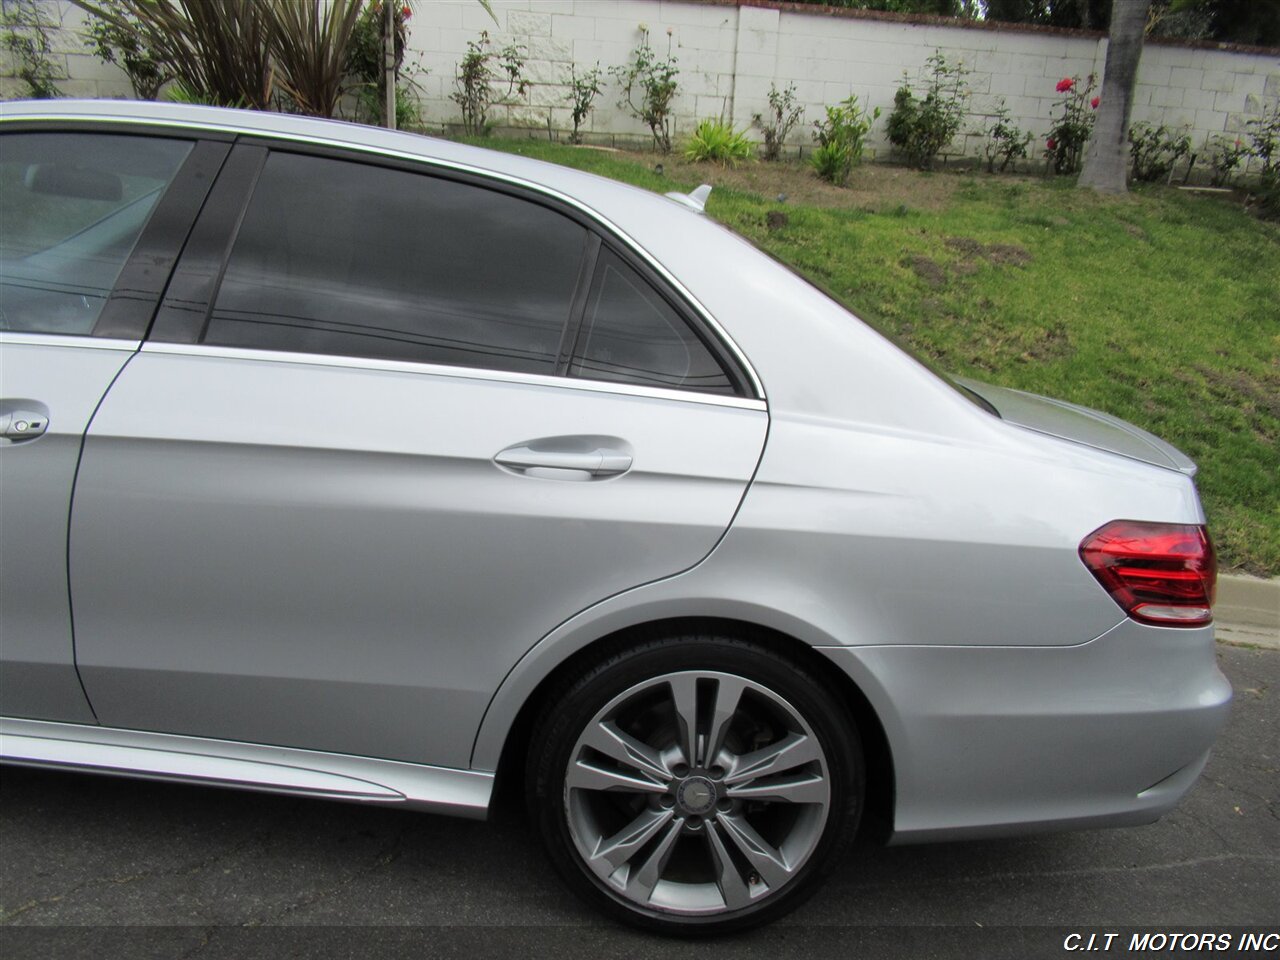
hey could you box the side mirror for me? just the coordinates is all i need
[24,164,123,201]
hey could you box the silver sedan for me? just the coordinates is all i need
[0,100,1229,935]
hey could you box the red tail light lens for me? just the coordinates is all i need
[1079,520,1216,627]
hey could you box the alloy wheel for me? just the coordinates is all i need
[563,670,831,915]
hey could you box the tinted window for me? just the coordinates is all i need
[569,249,734,394]
[0,133,191,335]
[206,152,587,375]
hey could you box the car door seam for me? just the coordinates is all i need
[466,405,773,769]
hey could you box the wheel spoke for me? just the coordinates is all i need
[623,818,683,903]
[704,819,753,910]
[579,720,672,784]
[704,676,747,766]
[667,674,699,767]
[723,732,820,785]
[566,760,669,795]
[715,812,792,889]
[726,773,827,805]
[590,807,675,872]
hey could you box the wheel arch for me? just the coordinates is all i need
[482,615,896,841]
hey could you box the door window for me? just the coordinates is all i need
[204,152,588,376]
[0,132,192,335]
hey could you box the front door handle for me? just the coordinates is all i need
[0,410,49,441]
[494,437,633,480]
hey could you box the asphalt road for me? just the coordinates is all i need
[2,644,1276,959]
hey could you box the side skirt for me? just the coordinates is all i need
[0,717,492,818]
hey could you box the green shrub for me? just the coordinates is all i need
[753,82,804,162]
[564,62,603,144]
[982,100,1033,173]
[1254,170,1280,220]
[810,94,879,186]
[83,6,169,100]
[1128,122,1192,183]
[886,51,969,170]
[609,27,679,154]
[1245,102,1280,220]
[1044,74,1097,175]
[451,30,528,136]
[1245,100,1279,181]
[1206,134,1249,187]
[345,1,417,126]
[684,118,753,166]
[2,0,64,99]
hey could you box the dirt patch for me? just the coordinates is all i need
[925,316,1072,373]
[944,236,984,258]
[622,151,973,212]
[1020,321,1070,362]
[906,255,947,288]
[1195,364,1280,424]
[944,235,1033,267]
[766,210,790,231]
[985,243,1033,267]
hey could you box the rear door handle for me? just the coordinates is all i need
[494,438,633,480]
[0,410,49,441]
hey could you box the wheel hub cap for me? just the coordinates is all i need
[675,775,717,816]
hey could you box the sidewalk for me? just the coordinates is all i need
[1217,621,1280,650]
[1215,573,1279,650]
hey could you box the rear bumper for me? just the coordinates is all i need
[818,620,1232,843]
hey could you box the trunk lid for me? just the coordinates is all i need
[955,377,1198,476]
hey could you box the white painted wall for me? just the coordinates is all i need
[6,0,1278,171]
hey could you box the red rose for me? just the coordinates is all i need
[1056,77,1074,93]
[1047,137,1057,150]
[1091,96,1100,109]
[402,4,411,17]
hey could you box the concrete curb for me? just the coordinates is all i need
[1217,622,1280,650]
[1216,574,1280,629]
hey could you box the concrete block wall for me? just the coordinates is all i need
[6,0,1278,170]
[0,2,134,102]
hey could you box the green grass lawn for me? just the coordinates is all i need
[465,138,1280,576]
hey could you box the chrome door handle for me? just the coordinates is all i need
[494,440,633,479]
[0,411,49,441]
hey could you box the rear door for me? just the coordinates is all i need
[0,128,219,722]
[69,145,767,768]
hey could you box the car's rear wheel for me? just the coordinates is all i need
[527,632,863,935]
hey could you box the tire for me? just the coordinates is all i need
[526,630,864,936]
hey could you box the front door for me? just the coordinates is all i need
[0,130,198,722]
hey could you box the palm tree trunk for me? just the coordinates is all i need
[1079,0,1151,193]
[384,0,396,130]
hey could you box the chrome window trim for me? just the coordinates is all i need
[0,332,140,351]
[141,341,769,412]
[0,717,492,818]
[1,112,766,401]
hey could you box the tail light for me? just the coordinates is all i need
[1079,520,1216,627]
